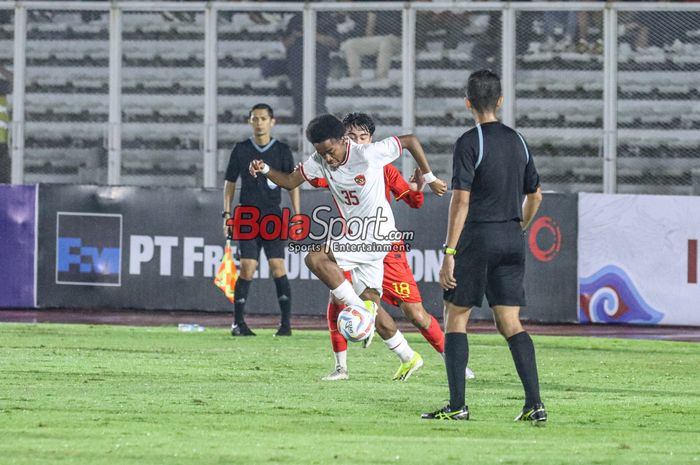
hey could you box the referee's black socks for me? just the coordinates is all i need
[507,331,542,408]
[445,332,469,410]
[274,275,292,328]
[234,278,252,325]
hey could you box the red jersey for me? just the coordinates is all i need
[382,164,424,208]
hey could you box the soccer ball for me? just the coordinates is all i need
[337,304,375,342]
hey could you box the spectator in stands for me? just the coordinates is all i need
[542,8,578,52]
[0,65,11,184]
[283,13,339,123]
[340,11,401,84]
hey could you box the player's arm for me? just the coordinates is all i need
[404,167,425,208]
[249,159,304,190]
[439,133,475,290]
[288,187,301,215]
[397,134,447,196]
[439,189,470,290]
[223,180,236,216]
[282,148,302,215]
[222,180,236,237]
[521,186,542,230]
[520,134,542,230]
[222,145,241,238]
[386,165,424,209]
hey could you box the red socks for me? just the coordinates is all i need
[419,314,445,354]
[327,300,347,353]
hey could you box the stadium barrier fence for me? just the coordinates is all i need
[0,2,698,195]
[2,184,697,326]
[1,184,578,323]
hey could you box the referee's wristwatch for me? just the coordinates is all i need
[222,210,231,218]
[442,244,457,256]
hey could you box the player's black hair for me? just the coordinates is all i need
[466,69,502,114]
[249,103,274,119]
[305,114,346,144]
[342,112,375,136]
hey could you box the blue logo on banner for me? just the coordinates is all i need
[56,213,122,286]
[57,238,120,274]
[579,265,663,324]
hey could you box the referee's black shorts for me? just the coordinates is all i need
[238,236,286,261]
[443,220,526,308]
[237,214,287,261]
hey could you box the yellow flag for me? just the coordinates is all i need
[214,240,238,303]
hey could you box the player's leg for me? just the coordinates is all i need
[268,258,291,335]
[264,238,292,336]
[355,261,423,380]
[421,302,472,420]
[304,249,365,308]
[401,300,474,378]
[492,305,545,423]
[487,221,546,423]
[323,292,349,381]
[383,258,441,349]
[375,35,400,79]
[423,225,486,420]
[340,36,382,79]
[231,238,260,336]
[384,256,471,378]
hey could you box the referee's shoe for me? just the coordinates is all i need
[231,322,256,336]
[421,405,470,421]
[514,403,547,424]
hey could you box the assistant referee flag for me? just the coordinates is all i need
[214,240,238,303]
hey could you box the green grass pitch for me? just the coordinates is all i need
[1,323,699,465]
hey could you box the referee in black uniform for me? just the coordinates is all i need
[223,103,300,337]
[422,70,546,422]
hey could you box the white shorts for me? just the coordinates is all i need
[333,248,388,297]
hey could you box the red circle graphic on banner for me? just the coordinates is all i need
[528,216,561,262]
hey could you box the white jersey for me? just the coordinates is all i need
[300,136,402,245]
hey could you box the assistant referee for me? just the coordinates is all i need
[422,70,546,422]
[222,103,300,337]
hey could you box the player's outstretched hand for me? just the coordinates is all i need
[249,159,266,178]
[409,167,425,192]
[429,178,448,196]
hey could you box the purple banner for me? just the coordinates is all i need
[0,185,36,308]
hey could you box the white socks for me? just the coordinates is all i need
[334,350,347,370]
[383,330,414,363]
[330,281,364,308]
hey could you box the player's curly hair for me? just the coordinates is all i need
[342,112,375,136]
[305,114,345,144]
[466,69,501,114]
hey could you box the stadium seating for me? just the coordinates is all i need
[8,8,699,193]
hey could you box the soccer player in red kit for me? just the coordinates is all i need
[321,113,475,382]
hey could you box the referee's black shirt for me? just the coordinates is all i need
[452,122,540,223]
[224,138,295,213]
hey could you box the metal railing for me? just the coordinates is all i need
[1,1,698,195]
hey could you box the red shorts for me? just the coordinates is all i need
[381,249,422,307]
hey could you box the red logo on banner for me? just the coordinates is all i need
[689,239,697,284]
[528,216,561,262]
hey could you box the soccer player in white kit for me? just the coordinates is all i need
[249,114,447,349]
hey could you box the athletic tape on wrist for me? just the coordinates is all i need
[261,163,270,175]
[423,172,437,184]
